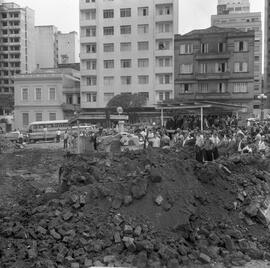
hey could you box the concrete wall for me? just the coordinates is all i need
[35,26,58,69]
[57,31,80,64]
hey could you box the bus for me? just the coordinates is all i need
[27,120,97,143]
[27,120,69,143]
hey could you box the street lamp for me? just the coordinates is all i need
[257,93,267,121]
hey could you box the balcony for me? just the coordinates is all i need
[155,0,174,4]
[81,69,96,76]
[155,14,173,22]
[195,52,231,60]
[79,2,96,10]
[61,103,80,112]
[80,52,97,60]
[80,36,96,43]
[194,92,231,100]
[196,72,231,80]
[155,49,174,57]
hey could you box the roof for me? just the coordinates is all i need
[156,100,247,111]
[175,26,254,40]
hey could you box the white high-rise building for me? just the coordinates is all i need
[79,0,179,109]
[57,31,80,64]
[35,26,80,69]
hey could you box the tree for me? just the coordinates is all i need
[107,93,147,109]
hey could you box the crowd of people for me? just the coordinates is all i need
[140,120,270,163]
[166,114,239,131]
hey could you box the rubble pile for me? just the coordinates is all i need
[0,137,16,153]
[1,148,270,267]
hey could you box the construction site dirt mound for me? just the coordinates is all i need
[2,147,270,267]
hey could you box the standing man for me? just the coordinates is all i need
[56,128,61,143]
[63,130,68,149]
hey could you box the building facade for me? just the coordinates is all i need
[35,25,58,69]
[57,31,80,64]
[174,26,255,117]
[79,0,179,109]
[14,68,80,130]
[211,1,262,116]
[217,0,250,15]
[265,0,270,109]
[0,2,35,113]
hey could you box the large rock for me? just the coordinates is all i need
[131,178,148,199]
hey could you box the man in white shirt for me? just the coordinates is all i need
[56,129,61,143]
[151,133,161,148]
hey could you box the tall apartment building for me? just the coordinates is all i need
[57,31,80,64]
[211,0,262,114]
[265,0,270,108]
[35,26,80,69]
[79,0,179,109]
[35,25,58,69]
[175,26,255,117]
[0,1,35,113]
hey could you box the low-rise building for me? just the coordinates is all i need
[174,26,255,117]
[14,67,80,130]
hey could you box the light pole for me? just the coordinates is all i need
[257,93,267,121]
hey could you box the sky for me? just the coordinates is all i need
[13,0,265,34]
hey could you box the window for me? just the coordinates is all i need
[157,5,171,15]
[36,113,42,122]
[201,43,208,53]
[103,43,114,52]
[138,75,149,84]
[179,44,193,54]
[121,76,132,85]
[120,42,131,52]
[234,62,248,72]
[218,42,226,53]
[138,7,149,16]
[86,43,96,53]
[158,91,170,101]
[120,25,131,35]
[254,56,260,61]
[103,9,114,19]
[233,83,248,93]
[199,63,207,73]
[158,40,170,50]
[217,83,226,93]
[234,41,248,52]
[49,113,56,121]
[86,60,96,70]
[138,58,149,68]
[215,62,227,73]
[120,8,131,17]
[85,26,96,37]
[121,59,131,68]
[104,76,114,86]
[180,64,193,74]
[157,23,171,33]
[199,83,208,93]
[84,9,96,20]
[179,84,192,94]
[66,94,73,104]
[104,93,114,103]
[158,74,171,84]
[22,88,28,101]
[35,88,41,101]
[103,26,114,35]
[138,41,149,51]
[138,24,149,34]
[157,57,172,67]
[86,92,97,102]
[49,88,56,100]
[22,113,29,126]
[86,76,97,86]
[104,60,114,69]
